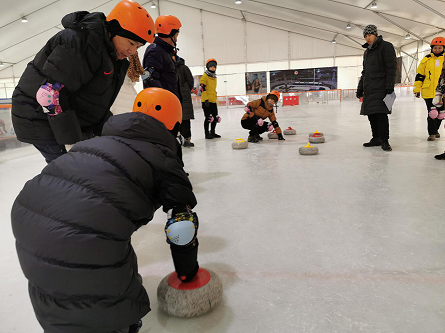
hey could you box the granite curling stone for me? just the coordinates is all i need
[299,142,319,155]
[283,127,296,135]
[157,268,223,317]
[232,138,248,149]
[309,130,325,143]
[268,130,278,139]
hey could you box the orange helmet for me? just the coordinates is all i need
[107,0,155,44]
[155,15,182,36]
[270,90,281,100]
[133,88,182,130]
[431,37,445,46]
[206,58,217,66]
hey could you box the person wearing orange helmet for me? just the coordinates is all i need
[414,37,445,141]
[201,58,222,139]
[11,88,199,332]
[241,90,285,142]
[142,15,182,99]
[11,0,155,163]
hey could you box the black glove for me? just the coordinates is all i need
[356,90,364,99]
[204,100,209,108]
[170,239,199,282]
[278,133,285,140]
[414,92,420,98]
[386,88,394,94]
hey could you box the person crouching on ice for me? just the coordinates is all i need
[11,88,200,333]
[241,90,285,142]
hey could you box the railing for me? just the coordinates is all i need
[193,86,415,108]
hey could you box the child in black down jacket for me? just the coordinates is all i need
[11,88,200,333]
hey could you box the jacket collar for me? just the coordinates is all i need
[362,35,383,49]
[154,37,175,54]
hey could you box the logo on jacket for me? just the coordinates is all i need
[104,70,113,75]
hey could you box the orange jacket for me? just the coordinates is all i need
[242,96,282,134]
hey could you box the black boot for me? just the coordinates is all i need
[363,138,382,147]
[210,119,221,138]
[248,134,260,143]
[381,140,392,151]
[205,132,214,139]
[435,152,445,160]
[183,138,195,147]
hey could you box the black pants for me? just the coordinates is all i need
[368,113,389,141]
[180,119,192,139]
[424,98,443,135]
[241,118,268,136]
[33,144,67,164]
[202,102,218,134]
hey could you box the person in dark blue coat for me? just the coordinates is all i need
[11,0,155,163]
[142,15,182,99]
[11,88,200,333]
[356,24,397,151]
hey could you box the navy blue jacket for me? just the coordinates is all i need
[142,37,180,99]
[11,112,196,332]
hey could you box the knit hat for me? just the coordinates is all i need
[363,25,378,37]
[107,19,147,45]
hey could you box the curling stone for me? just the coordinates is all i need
[232,138,248,149]
[283,127,296,135]
[268,130,278,139]
[157,268,223,317]
[309,130,325,143]
[299,142,319,155]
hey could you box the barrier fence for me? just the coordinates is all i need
[192,86,415,109]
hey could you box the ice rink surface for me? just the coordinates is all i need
[1,96,444,332]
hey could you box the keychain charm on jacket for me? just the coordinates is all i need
[36,82,64,116]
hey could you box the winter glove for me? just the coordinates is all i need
[36,82,65,115]
[267,123,274,132]
[429,107,439,119]
[257,118,264,126]
[433,92,443,107]
[204,100,209,108]
[414,92,420,98]
[278,133,285,140]
[386,88,394,95]
[216,115,221,123]
[207,115,214,123]
[356,90,364,99]
[438,111,445,120]
[244,105,252,114]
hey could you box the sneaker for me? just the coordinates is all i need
[257,135,263,140]
[183,140,194,148]
[363,138,382,147]
[428,135,436,141]
[435,152,445,160]
[381,141,392,151]
[205,133,214,139]
[436,133,441,139]
[211,133,221,138]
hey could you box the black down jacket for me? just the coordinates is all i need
[11,112,197,333]
[11,12,129,145]
[176,57,195,120]
[358,35,397,115]
[142,37,180,99]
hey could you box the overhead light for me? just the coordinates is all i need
[370,2,377,9]
[405,34,411,39]
[21,16,28,23]
[150,2,156,8]
[346,23,351,29]
[331,39,337,44]
[0,62,4,67]
[235,0,242,4]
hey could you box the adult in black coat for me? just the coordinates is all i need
[356,25,397,151]
[142,15,182,100]
[175,56,195,147]
[11,88,199,333]
[11,1,155,163]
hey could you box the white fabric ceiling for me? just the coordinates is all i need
[1,0,445,78]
